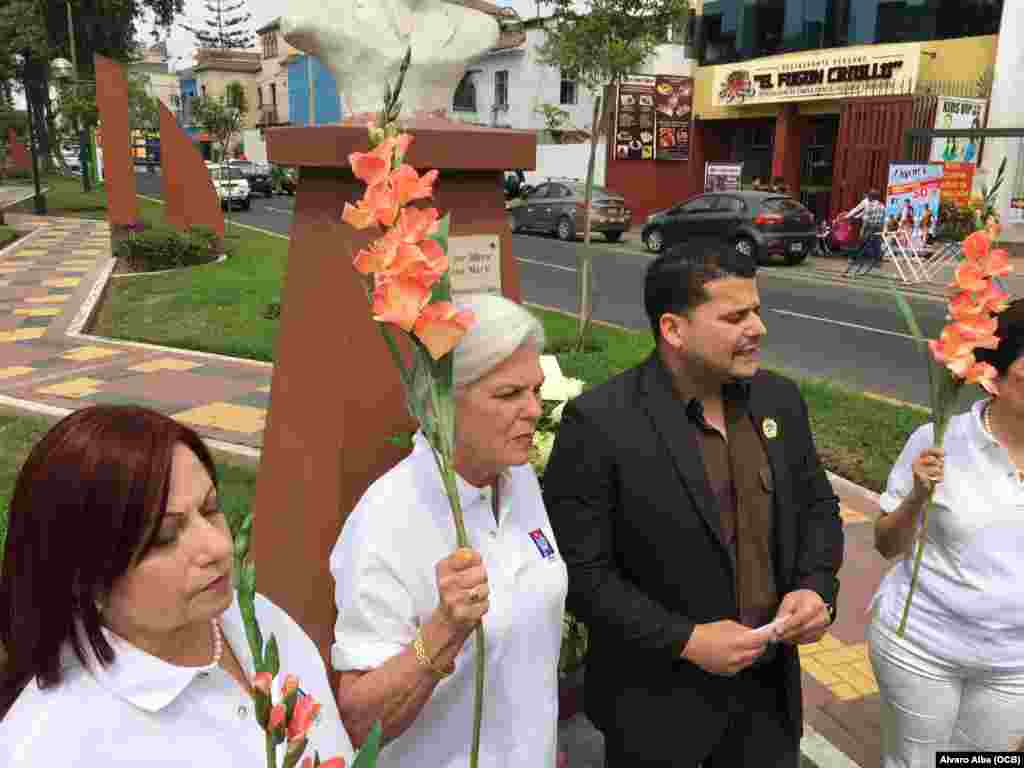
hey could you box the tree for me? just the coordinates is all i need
[534,102,571,140]
[180,0,254,49]
[127,72,160,133]
[193,79,247,162]
[537,0,689,349]
[0,0,185,179]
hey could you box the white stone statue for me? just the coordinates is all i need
[280,0,501,119]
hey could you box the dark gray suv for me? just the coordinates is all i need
[507,180,632,242]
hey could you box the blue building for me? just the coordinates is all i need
[287,55,342,126]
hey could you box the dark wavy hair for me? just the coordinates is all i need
[973,297,1024,379]
[0,405,218,719]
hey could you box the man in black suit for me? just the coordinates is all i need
[542,239,844,767]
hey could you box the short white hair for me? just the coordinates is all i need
[453,293,545,389]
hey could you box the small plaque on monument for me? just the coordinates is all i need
[448,234,502,297]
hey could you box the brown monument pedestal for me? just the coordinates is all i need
[253,118,535,672]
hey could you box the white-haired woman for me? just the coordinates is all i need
[329,293,568,767]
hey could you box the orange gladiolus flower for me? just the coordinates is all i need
[929,324,975,365]
[341,200,377,231]
[364,181,400,228]
[389,241,446,289]
[949,290,986,321]
[414,302,475,359]
[347,150,390,188]
[287,694,321,743]
[981,248,1011,278]
[962,230,990,264]
[281,674,299,698]
[392,164,439,206]
[269,704,286,731]
[353,234,401,275]
[963,360,1000,393]
[977,281,1010,314]
[392,207,440,247]
[252,672,273,695]
[951,260,988,293]
[954,314,998,342]
[372,274,432,332]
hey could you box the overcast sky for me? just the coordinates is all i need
[155,0,546,71]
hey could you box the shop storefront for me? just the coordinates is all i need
[604,33,998,223]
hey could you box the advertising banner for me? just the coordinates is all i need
[939,162,975,208]
[653,75,693,161]
[705,162,743,192]
[711,42,921,107]
[886,163,943,228]
[1008,140,1024,225]
[613,75,656,160]
[930,97,987,165]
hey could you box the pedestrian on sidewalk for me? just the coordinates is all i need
[328,294,566,767]
[543,238,845,767]
[869,298,1024,766]
[841,189,886,276]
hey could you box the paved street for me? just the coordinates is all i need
[133,170,982,411]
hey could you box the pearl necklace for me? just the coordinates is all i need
[210,618,223,667]
[983,399,1024,483]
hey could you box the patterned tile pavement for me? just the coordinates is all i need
[0,216,271,448]
[0,212,896,765]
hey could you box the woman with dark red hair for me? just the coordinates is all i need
[0,405,354,765]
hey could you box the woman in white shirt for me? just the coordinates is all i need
[330,293,568,767]
[869,299,1024,766]
[0,405,354,766]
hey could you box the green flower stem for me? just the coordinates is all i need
[896,415,951,637]
[437,460,484,768]
[266,731,276,768]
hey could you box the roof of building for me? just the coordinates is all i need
[193,48,262,74]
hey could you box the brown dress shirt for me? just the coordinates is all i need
[680,380,779,631]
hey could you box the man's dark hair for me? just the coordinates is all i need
[644,238,757,339]
[868,189,881,202]
[973,297,1024,378]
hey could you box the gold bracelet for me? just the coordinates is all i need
[413,626,454,679]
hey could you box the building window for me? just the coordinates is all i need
[270,83,277,105]
[697,0,1004,65]
[559,73,577,105]
[201,85,207,98]
[494,70,509,108]
[257,87,263,108]
[262,32,278,59]
[171,94,180,107]
[453,74,476,112]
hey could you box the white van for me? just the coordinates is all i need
[208,163,251,210]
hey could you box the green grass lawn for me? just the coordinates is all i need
[0,225,18,249]
[10,175,936,496]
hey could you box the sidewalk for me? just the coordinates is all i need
[0,206,890,766]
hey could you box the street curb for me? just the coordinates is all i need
[137,193,291,241]
[801,723,862,768]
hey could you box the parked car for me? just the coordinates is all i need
[61,146,81,174]
[507,180,631,242]
[226,159,275,197]
[208,163,251,210]
[641,191,816,265]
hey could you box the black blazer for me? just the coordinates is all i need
[542,353,844,763]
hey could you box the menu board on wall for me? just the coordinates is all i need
[613,75,656,161]
[705,162,743,192]
[654,75,693,161]
[940,162,975,208]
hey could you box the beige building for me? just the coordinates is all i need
[191,48,263,130]
[254,18,300,127]
[128,42,181,113]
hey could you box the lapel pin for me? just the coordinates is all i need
[762,417,779,439]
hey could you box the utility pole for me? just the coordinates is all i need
[19,55,47,214]
[66,0,92,191]
[306,56,316,126]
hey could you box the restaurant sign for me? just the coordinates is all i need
[712,43,921,107]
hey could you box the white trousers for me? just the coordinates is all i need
[868,613,1024,767]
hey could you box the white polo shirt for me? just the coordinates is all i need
[1,592,355,766]
[872,398,1024,669]
[330,431,567,768]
